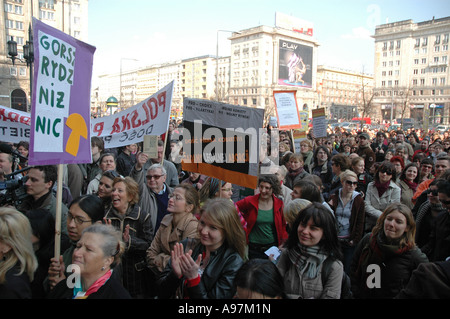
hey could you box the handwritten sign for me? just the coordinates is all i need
[29,18,95,165]
[91,81,174,149]
[273,90,301,130]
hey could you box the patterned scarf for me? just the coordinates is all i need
[288,167,304,178]
[288,244,328,279]
[73,270,112,299]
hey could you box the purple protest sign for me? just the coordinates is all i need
[29,18,96,165]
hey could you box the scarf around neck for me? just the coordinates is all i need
[288,244,328,279]
[374,180,390,197]
[402,178,418,192]
[73,270,112,299]
[288,166,304,177]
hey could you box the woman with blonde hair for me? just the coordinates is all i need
[328,169,365,274]
[283,198,312,231]
[0,207,38,298]
[157,198,246,299]
[350,203,428,299]
[147,184,199,274]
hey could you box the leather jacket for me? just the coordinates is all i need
[156,238,244,299]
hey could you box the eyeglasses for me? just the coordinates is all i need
[379,169,393,175]
[68,212,91,225]
[345,180,358,186]
[146,174,164,180]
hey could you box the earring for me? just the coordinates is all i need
[101,267,105,271]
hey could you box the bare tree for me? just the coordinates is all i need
[397,85,412,129]
[356,73,375,128]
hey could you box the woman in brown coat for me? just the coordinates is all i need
[146,184,199,274]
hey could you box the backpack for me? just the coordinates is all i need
[322,257,353,299]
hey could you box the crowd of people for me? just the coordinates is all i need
[0,121,449,299]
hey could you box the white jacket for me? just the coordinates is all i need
[364,180,401,232]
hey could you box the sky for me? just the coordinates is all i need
[87,0,450,85]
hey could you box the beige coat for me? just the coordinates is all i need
[397,180,415,210]
[146,212,199,273]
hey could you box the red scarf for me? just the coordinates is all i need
[374,180,390,197]
[402,178,418,192]
[73,270,112,299]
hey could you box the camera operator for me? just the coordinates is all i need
[16,165,68,236]
[0,152,20,183]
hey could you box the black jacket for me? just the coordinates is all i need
[156,238,243,299]
[351,233,429,299]
[47,274,131,299]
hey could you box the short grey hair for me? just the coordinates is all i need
[148,163,166,175]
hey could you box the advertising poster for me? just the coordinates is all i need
[29,18,96,165]
[182,98,264,189]
[278,39,313,88]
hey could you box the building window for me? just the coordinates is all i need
[10,67,17,76]
[422,37,428,46]
[435,35,441,45]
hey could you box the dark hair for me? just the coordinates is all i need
[437,180,450,197]
[25,208,55,249]
[331,153,351,171]
[91,136,105,152]
[400,163,420,184]
[375,161,397,183]
[70,195,104,222]
[292,180,322,202]
[32,165,58,186]
[257,174,281,196]
[235,259,286,299]
[285,202,342,260]
[313,146,330,165]
[420,157,434,167]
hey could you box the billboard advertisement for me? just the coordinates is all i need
[278,39,313,88]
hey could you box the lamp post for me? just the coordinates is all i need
[216,30,240,102]
[120,58,139,111]
[7,24,34,111]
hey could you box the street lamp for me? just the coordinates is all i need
[7,24,34,111]
[216,30,240,101]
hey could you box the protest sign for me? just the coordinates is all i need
[312,107,327,138]
[29,18,95,165]
[91,81,174,149]
[181,98,264,189]
[273,90,301,130]
[0,105,31,144]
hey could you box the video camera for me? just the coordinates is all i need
[0,167,30,207]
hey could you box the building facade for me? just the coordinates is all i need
[372,16,450,127]
[1,0,89,111]
[228,25,319,123]
[317,65,374,121]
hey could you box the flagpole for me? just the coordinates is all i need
[54,164,63,259]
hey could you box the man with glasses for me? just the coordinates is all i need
[413,155,450,204]
[135,140,179,188]
[130,161,173,235]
